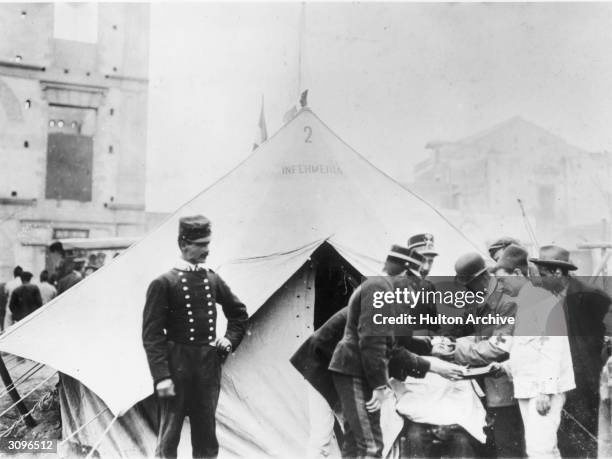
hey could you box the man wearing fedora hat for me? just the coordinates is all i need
[443,252,525,458]
[531,245,611,458]
[493,245,575,459]
[142,215,249,459]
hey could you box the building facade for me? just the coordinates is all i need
[410,116,612,246]
[0,3,149,279]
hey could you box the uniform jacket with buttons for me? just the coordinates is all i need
[142,266,248,383]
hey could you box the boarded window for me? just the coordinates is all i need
[46,133,93,201]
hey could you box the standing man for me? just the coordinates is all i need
[9,271,43,322]
[38,270,57,305]
[142,215,248,459]
[57,258,85,295]
[531,245,611,458]
[3,266,23,331]
[495,245,575,458]
[444,252,524,458]
[406,233,439,334]
[406,233,438,279]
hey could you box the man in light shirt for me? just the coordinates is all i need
[38,270,57,305]
[493,245,575,459]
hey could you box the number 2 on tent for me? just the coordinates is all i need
[304,126,313,143]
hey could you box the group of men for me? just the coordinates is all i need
[138,215,611,459]
[291,235,611,459]
[0,240,105,334]
[0,266,58,331]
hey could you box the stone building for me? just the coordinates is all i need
[0,3,149,279]
[410,116,612,246]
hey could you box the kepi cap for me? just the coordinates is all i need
[407,233,438,257]
[179,215,211,243]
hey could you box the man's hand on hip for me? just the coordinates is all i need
[215,337,232,354]
[155,378,176,398]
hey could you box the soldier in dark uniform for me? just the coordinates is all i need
[406,233,439,334]
[328,244,463,458]
[142,215,248,459]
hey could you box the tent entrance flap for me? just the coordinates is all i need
[312,242,361,330]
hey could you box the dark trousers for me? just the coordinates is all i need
[485,404,525,458]
[332,373,383,459]
[402,421,476,458]
[558,388,599,458]
[155,343,221,459]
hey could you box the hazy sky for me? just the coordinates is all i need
[146,2,612,212]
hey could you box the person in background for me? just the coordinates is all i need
[84,265,98,278]
[407,233,439,279]
[0,281,6,333]
[3,266,23,330]
[38,270,57,305]
[48,242,67,279]
[488,237,520,262]
[406,234,439,335]
[9,271,43,323]
[57,258,85,295]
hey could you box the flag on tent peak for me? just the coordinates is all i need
[299,89,308,108]
[252,97,268,151]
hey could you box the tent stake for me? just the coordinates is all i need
[0,355,37,427]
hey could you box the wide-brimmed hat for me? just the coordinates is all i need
[529,245,577,271]
[454,252,488,286]
[493,244,528,273]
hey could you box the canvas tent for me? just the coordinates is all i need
[0,108,482,457]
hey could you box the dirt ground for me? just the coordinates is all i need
[0,353,61,442]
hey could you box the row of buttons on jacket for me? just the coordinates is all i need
[178,271,215,342]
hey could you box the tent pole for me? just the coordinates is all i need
[0,355,37,427]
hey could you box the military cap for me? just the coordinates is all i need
[488,237,519,259]
[493,244,528,273]
[407,233,438,257]
[179,215,211,243]
[454,252,488,286]
[529,245,577,271]
[386,244,411,265]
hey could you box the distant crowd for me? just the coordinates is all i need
[0,242,102,332]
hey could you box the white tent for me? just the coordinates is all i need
[0,108,482,457]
